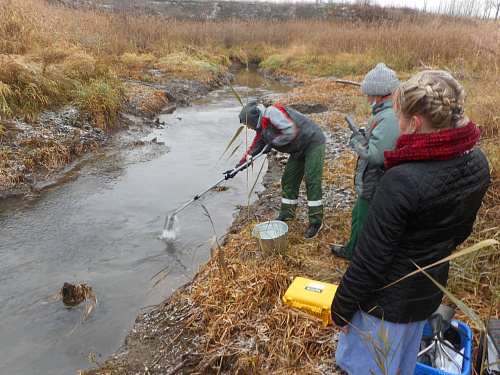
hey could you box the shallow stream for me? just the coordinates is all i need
[0,70,286,374]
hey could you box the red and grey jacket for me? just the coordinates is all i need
[237,105,325,167]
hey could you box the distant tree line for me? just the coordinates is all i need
[49,0,500,20]
[332,0,499,19]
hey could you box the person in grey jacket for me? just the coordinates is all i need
[332,63,400,259]
[224,101,326,239]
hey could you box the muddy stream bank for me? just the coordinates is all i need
[85,75,356,374]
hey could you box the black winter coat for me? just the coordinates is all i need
[331,147,490,326]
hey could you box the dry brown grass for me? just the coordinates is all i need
[0,148,21,188]
[144,69,498,374]
[323,152,357,188]
[123,82,170,117]
[0,131,100,190]
[158,224,347,374]
[0,120,15,140]
[19,137,72,171]
[3,1,500,73]
[1,1,499,372]
[2,0,500,123]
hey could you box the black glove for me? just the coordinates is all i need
[223,169,236,180]
[350,130,369,148]
[350,125,364,137]
[263,142,275,154]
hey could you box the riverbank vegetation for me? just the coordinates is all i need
[84,78,499,374]
[1,0,499,373]
[2,0,499,120]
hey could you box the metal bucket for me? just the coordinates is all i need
[252,220,288,256]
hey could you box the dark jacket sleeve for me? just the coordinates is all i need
[452,213,477,248]
[452,202,489,249]
[450,148,490,248]
[331,168,418,326]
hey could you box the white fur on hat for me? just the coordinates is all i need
[361,63,399,96]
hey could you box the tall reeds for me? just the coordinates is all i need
[1,0,499,122]
[1,3,499,371]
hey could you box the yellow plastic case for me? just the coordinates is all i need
[282,277,338,326]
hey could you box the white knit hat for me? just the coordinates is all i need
[360,63,399,96]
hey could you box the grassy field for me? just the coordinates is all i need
[1,1,499,117]
[1,0,499,373]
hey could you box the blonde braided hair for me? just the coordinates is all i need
[392,71,469,130]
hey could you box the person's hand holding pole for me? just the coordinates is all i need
[223,169,236,180]
[263,140,276,154]
[346,115,368,146]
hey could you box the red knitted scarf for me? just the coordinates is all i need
[384,121,480,169]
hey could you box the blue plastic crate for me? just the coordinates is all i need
[414,319,472,375]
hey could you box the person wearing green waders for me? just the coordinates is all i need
[223,101,326,239]
[331,63,400,260]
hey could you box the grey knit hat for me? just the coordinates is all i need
[360,63,399,96]
[238,101,261,129]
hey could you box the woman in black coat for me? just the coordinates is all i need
[331,71,490,375]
